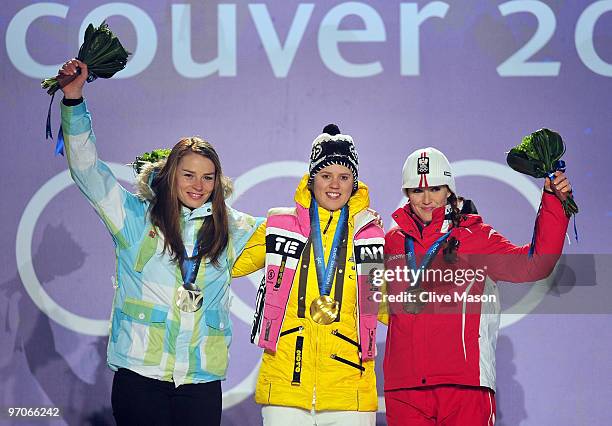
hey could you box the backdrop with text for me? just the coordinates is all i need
[1,1,611,425]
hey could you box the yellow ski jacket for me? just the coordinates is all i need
[233,174,384,411]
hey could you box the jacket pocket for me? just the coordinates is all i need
[280,326,304,337]
[133,228,160,272]
[205,310,230,334]
[325,325,366,383]
[330,354,365,372]
[201,310,231,377]
[332,329,360,350]
[261,304,283,343]
[117,298,168,366]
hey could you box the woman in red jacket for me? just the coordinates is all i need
[383,147,571,425]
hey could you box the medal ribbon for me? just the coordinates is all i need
[310,200,348,297]
[404,231,452,288]
[181,238,204,290]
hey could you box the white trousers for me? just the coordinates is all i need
[262,405,376,426]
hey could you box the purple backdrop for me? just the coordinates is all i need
[2,1,611,425]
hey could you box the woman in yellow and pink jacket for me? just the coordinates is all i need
[233,124,384,426]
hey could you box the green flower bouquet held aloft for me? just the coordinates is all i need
[131,149,172,174]
[506,128,578,217]
[41,21,130,95]
[42,21,130,154]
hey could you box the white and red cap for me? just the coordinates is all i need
[401,147,456,194]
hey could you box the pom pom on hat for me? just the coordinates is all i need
[322,124,341,136]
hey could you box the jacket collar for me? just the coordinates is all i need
[181,201,213,221]
[392,203,451,239]
[293,173,372,235]
[393,202,483,241]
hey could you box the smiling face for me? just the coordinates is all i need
[406,185,451,223]
[175,152,216,209]
[312,164,353,211]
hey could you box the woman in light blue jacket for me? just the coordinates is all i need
[58,58,262,425]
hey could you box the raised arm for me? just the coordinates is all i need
[477,172,571,282]
[59,59,145,248]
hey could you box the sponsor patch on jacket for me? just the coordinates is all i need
[266,234,306,259]
[355,244,384,263]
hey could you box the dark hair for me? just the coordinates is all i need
[403,185,467,262]
[442,192,465,263]
[149,137,232,267]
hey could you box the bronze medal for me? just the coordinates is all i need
[402,288,427,314]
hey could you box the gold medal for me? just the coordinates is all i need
[309,295,339,325]
[176,286,203,313]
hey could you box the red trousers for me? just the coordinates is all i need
[385,385,496,426]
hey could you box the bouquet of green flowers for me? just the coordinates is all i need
[41,21,130,96]
[131,149,172,174]
[43,21,130,154]
[506,128,578,217]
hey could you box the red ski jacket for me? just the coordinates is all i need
[383,192,569,392]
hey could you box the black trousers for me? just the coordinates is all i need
[111,368,222,426]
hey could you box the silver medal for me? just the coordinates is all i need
[176,284,203,313]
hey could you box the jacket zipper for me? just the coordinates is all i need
[280,326,303,337]
[331,329,361,351]
[315,210,334,406]
[404,231,426,384]
[314,209,370,404]
[330,354,365,372]
[313,325,319,408]
[323,211,333,234]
